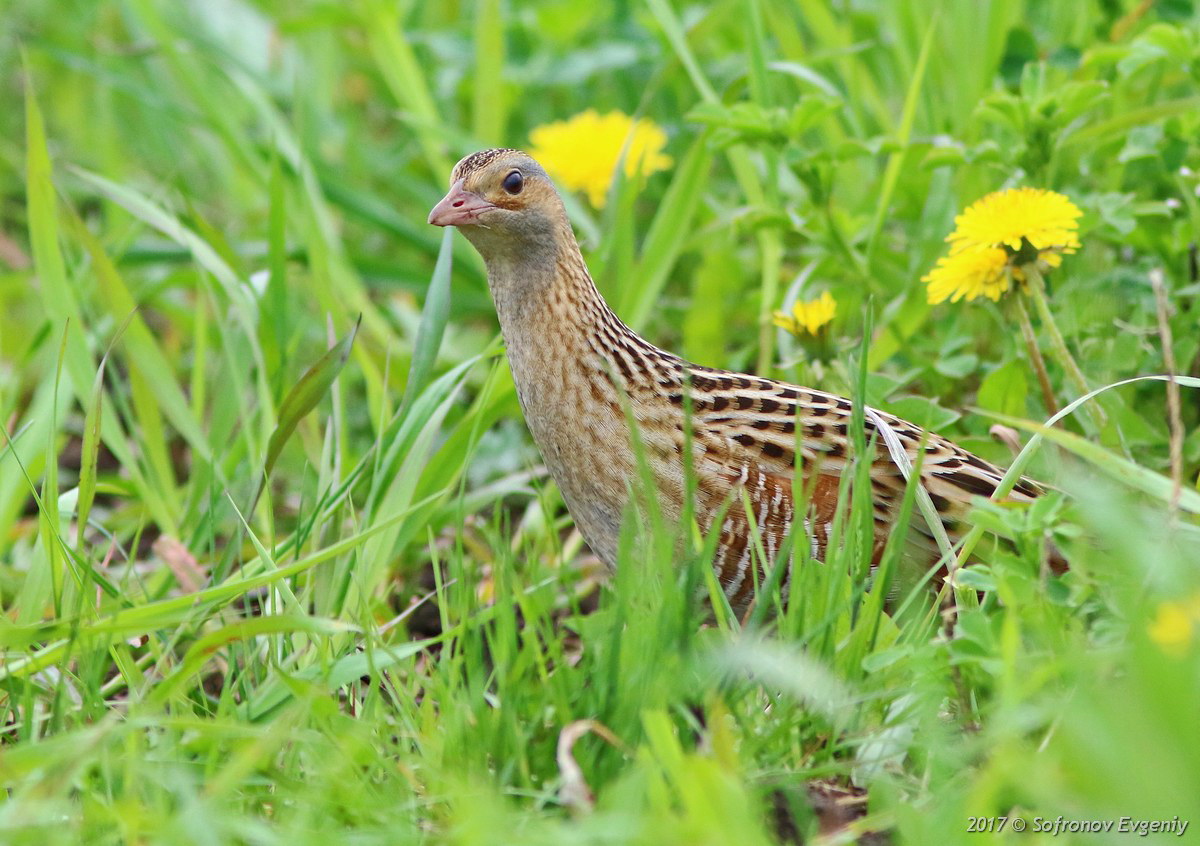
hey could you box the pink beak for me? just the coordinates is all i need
[428,179,496,227]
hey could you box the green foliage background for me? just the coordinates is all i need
[1,1,1199,843]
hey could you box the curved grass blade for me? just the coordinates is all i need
[239,636,434,722]
[146,615,360,708]
[255,316,361,510]
[907,373,1200,616]
[0,489,444,677]
[68,167,261,343]
[982,377,1200,516]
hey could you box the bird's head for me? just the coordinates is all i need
[428,149,570,266]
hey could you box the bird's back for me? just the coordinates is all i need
[602,339,1042,610]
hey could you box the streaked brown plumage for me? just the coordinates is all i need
[429,149,1043,609]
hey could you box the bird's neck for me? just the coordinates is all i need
[483,238,677,567]
[484,239,647,380]
[483,234,682,463]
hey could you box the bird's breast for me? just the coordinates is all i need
[503,329,640,567]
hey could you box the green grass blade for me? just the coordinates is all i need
[24,62,171,532]
[68,166,265,368]
[622,133,711,329]
[471,0,506,142]
[261,316,361,497]
[146,615,360,708]
[985,390,1200,515]
[66,209,221,481]
[23,58,69,308]
[42,325,69,611]
[263,149,291,382]
[864,10,938,266]
[75,335,116,559]
[0,490,444,677]
[360,0,451,178]
[402,228,454,410]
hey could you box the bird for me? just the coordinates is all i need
[428,148,1047,611]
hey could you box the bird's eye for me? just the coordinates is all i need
[502,170,524,195]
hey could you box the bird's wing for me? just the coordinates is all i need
[674,365,1041,528]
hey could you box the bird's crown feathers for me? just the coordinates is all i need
[451,148,524,185]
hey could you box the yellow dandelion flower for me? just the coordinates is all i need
[948,187,1082,255]
[773,291,837,336]
[924,246,1010,304]
[923,187,1082,304]
[1149,603,1194,656]
[1148,593,1200,657]
[528,109,673,208]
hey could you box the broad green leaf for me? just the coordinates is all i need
[976,358,1029,419]
[885,395,961,432]
[933,353,979,380]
